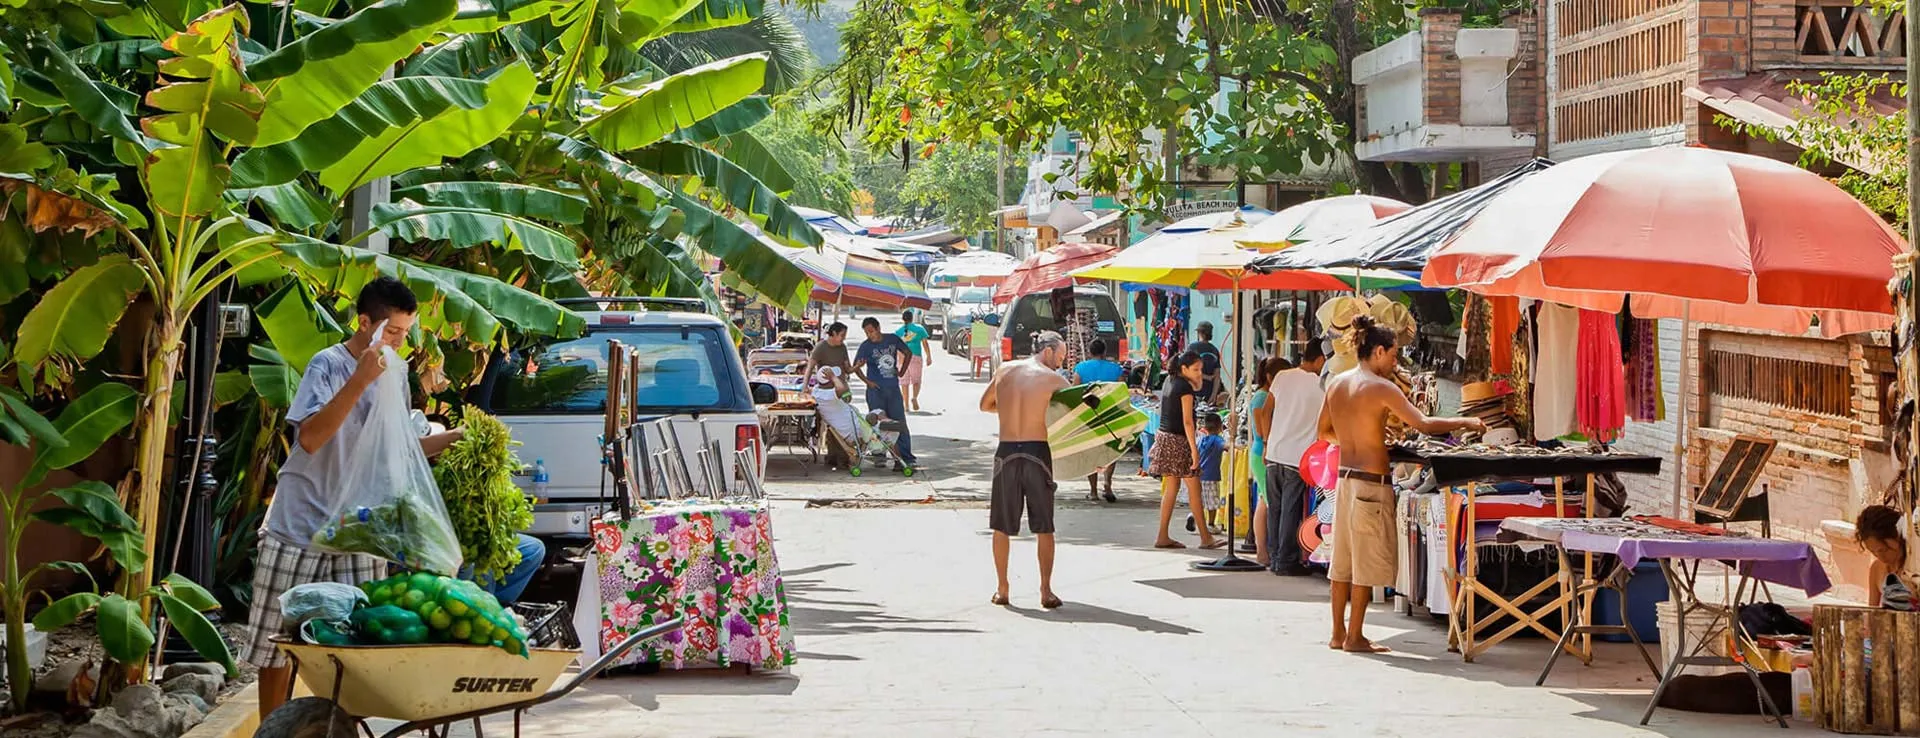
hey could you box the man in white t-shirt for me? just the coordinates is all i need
[1263,339,1329,575]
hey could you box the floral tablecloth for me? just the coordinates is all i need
[571,499,796,670]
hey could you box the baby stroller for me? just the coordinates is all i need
[811,366,914,477]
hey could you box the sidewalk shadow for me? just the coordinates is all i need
[1135,572,1330,603]
[783,561,982,639]
[1004,601,1199,635]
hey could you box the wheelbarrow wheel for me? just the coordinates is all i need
[255,697,357,738]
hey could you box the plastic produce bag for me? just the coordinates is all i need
[279,582,368,630]
[310,346,463,574]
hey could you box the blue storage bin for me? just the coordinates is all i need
[1591,560,1669,642]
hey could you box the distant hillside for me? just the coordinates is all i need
[791,3,850,67]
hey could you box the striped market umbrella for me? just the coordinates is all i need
[993,241,1119,304]
[821,232,932,310]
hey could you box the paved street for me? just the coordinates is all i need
[499,313,1813,737]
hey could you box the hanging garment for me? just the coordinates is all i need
[1575,309,1627,442]
[1489,296,1519,376]
[1508,305,1534,439]
[1624,318,1663,422]
[1533,304,1580,441]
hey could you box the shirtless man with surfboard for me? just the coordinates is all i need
[1318,315,1482,653]
[980,330,1070,608]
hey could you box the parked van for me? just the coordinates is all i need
[996,287,1127,361]
[474,298,774,545]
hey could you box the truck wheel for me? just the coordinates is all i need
[255,697,357,738]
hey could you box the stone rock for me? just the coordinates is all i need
[160,662,227,681]
[109,683,163,719]
[167,691,212,716]
[70,708,140,738]
[159,673,221,704]
[79,687,209,738]
[32,660,97,697]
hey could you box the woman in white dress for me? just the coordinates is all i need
[812,365,861,466]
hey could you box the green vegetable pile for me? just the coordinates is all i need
[433,409,536,584]
[311,497,462,574]
[355,572,532,656]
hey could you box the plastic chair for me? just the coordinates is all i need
[969,320,995,378]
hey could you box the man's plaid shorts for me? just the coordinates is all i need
[239,535,383,669]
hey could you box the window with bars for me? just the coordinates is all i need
[1555,0,1685,37]
[1555,19,1687,90]
[1553,79,1685,142]
[1702,350,1853,418]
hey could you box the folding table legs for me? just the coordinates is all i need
[1639,559,1787,728]
[1536,554,1661,686]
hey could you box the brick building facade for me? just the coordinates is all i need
[1530,0,1904,564]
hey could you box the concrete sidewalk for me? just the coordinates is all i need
[490,503,1812,738]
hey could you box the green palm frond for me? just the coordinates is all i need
[641,6,814,93]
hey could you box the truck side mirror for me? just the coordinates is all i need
[750,381,779,405]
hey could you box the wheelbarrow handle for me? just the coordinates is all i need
[532,617,686,708]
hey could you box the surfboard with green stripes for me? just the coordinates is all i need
[1045,382,1149,480]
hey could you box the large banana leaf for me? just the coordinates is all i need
[270,235,585,343]
[448,0,568,32]
[711,129,794,195]
[577,53,767,152]
[249,0,460,146]
[668,0,761,32]
[141,5,263,218]
[672,96,771,142]
[671,193,808,314]
[33,381,138,473]
[227,182,332,230]
[389,182,587,225]
[543,134,669,210]
[229,73,505,190]
[5,30,146,146]
[256,280,344,371]
[627,141,816,246]
[314,64,535,193]
[14,255,146,388]
[370,200,582,266]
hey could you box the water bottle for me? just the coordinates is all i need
[531,458,550,500]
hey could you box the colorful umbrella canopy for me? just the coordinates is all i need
[1249,158,1555,272]
[1156,205,1274,235]
[994,241,1120,303]
[1073,217,1267,287]
[1422,147,1903,333]
[821,232,932,310]
[792,206,866,235]
[1236,195,1412,249]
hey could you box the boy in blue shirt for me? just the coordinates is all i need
[1195,413,1227,531]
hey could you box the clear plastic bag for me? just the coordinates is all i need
[310,346,463,574]
[279,582,368,630]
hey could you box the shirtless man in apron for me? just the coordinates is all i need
[1319,315,1483,653]
[980,330,1070,608]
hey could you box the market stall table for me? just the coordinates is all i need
[1389,443,1662,662]
[1500,516,1830,727]
[572,499,796,671]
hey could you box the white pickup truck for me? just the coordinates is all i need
[473,298,773,547]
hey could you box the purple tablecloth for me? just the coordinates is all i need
[1501,517,1831,596]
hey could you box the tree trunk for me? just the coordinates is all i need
[4,550,29,713]
[121,317,182,681]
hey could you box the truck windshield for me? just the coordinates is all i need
[483,328,738,415]
[954,287,994,304]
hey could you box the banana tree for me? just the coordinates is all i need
[1,2,582,642]
[0,381,145,713]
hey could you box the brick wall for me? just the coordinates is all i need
[1696,0,1753,75]
[1749,0,1798,67]
[1545,0,1695,152]
[1422,9,1463,126]
[1632,324,1900,567]
[1504,10,1542,136]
